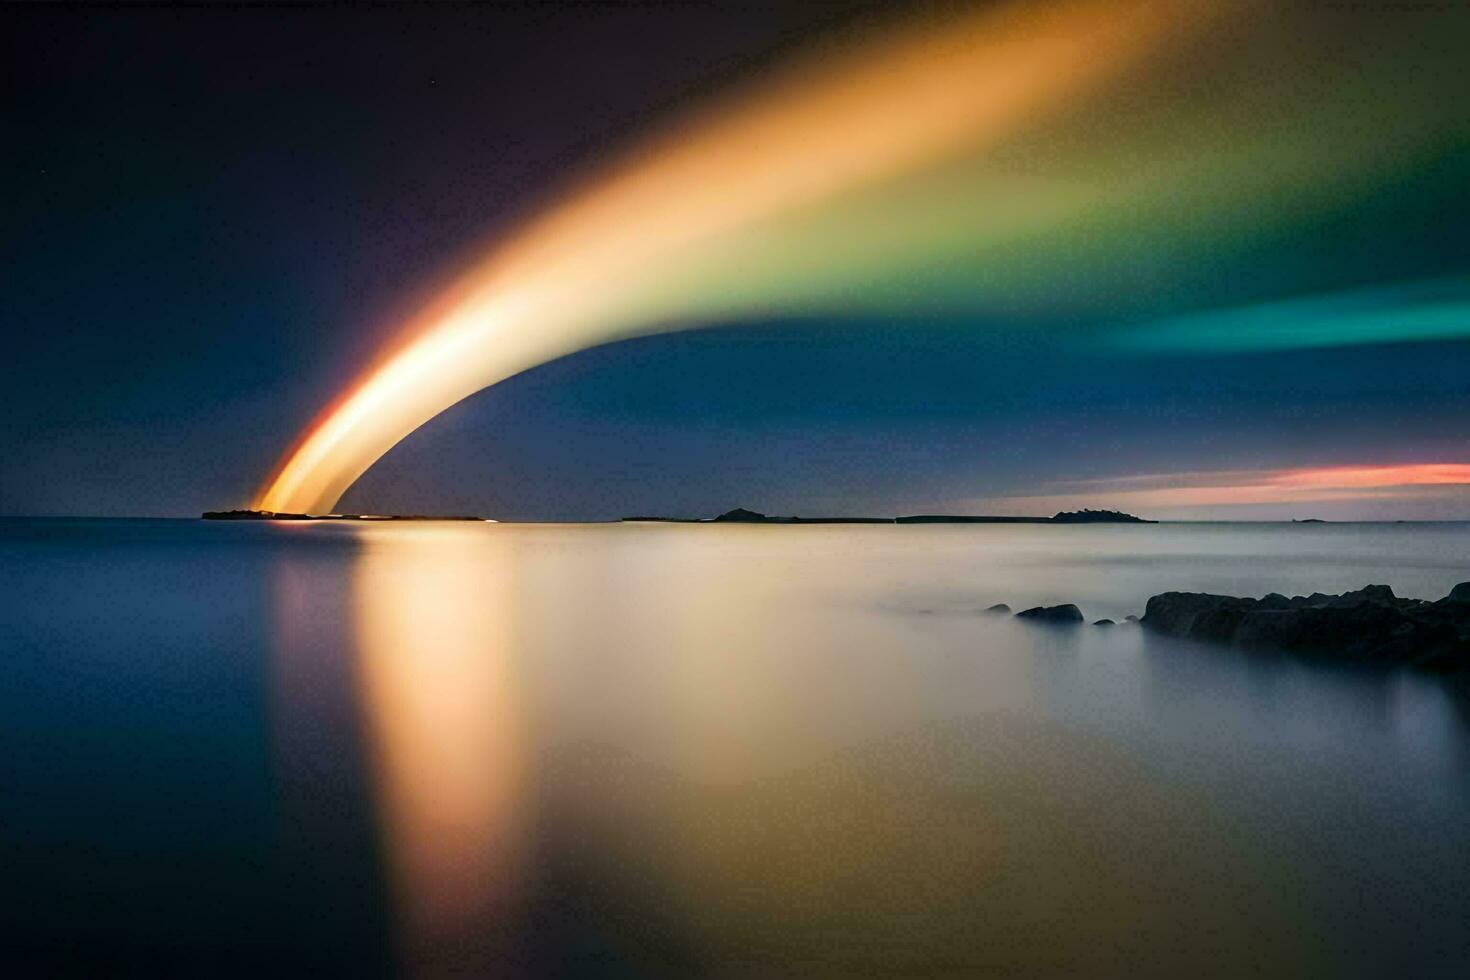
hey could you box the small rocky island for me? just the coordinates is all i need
[623,507,1153,524]
[1001,583,1470,672]
[1050,509,1154,524]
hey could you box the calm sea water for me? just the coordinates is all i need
[2,518,1468,976]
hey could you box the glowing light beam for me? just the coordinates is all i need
[253,0,1214,514]
[254,0,1469,514]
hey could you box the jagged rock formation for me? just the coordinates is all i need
[1140,583,1470,670]
[994,583,1470,670]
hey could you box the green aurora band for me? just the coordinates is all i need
[648,4,1470,341]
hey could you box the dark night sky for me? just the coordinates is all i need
[4,2,1468,520]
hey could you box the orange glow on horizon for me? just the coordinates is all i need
[1267,464,1470,490]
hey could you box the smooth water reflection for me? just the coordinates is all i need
[354,530,530,973]
[329,522,1470,976]
[3,519,1469,975]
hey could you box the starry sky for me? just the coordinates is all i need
[4,1,1468,521]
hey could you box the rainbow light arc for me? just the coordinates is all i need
[255,0,1214,514]
[255,0,1469,515]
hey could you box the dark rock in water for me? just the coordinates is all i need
[984,603,1011,615]
[1141,584,1470,671]
[1141,593,1255,639]
[1124,615,1139,623]
[1015,604,1084,625]
[1093,619,1115,627]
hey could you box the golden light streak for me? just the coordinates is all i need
[255,0,1214,514]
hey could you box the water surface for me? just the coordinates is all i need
[2,519,1468,976]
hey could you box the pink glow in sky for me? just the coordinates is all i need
[961,463,1470,520]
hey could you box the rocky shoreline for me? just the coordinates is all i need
[1001,583,1470,672]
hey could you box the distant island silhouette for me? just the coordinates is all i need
[622,507,1154,524]
[205,506,1153,524]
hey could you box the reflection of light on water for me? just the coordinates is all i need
[254,522,1470,972]
[351,527,527,973]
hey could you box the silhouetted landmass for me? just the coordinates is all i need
[789,517,895,523]
[998,582,1470,671]
[1293,518,1328,523]
[902,509,1153,524]
[623,507,1153,524]
[202,509,483,521]
[713,508,777,522]
[1050,509,1155,524]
